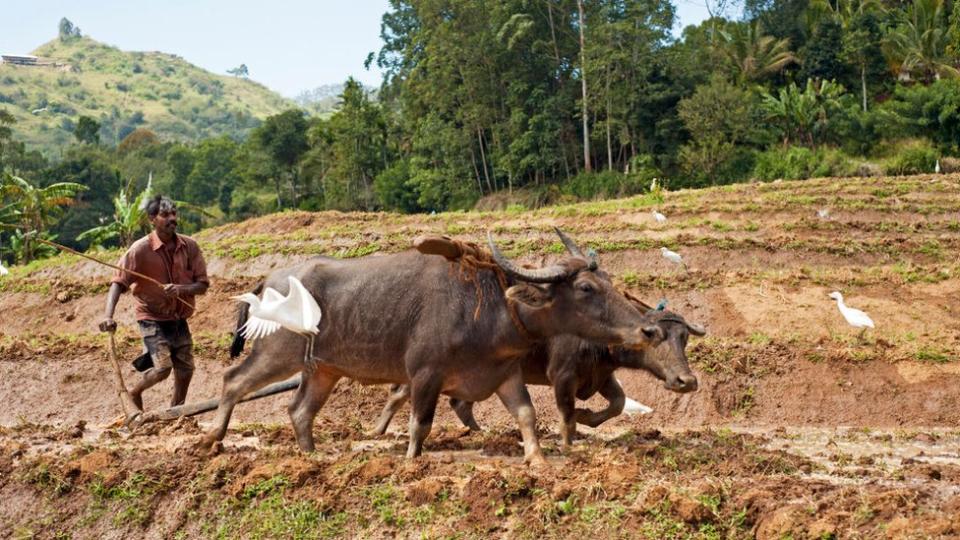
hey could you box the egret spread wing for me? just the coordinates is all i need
[288,276,322,332]
[241,315,282,340]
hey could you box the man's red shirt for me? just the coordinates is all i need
[112,231,208,321]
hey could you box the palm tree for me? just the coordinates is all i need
[716,21,798,85]
[0,174,87,263]
[883,0,959,83]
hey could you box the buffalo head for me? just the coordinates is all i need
[616,306,704,393]
[488,228,664,350]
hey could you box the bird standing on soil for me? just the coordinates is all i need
[817,208,830,220]
[652,210,667,223]
[0,262,8,276]
[828,291,874,340]
[232,275,322,363]
[935,159,941,174]
[661,247,686,270]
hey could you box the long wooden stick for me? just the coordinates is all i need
[32,235,195,311]
[107,332,143,426]
[134,376,302,425]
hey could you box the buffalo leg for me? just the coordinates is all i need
[406,374,442,459]
[368,384,410,437]
[553,375,579,449]
[288,369,340,452]
[496,369,547,466]
[575,375,626,428]
[197,350,300,450]
[449,398,482,432]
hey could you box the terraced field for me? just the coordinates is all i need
[1,174,959,538]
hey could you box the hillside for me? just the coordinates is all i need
[2,175,960,538]
[0,36,294,152]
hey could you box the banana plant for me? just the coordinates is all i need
[78,177,153,248]
[0,173,87,263]
[762,79,845,147]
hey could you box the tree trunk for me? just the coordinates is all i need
[477,128,494,194]
[577,0,592,173]
[470,145,484,196]
[860,64,868,112]
[606,70,613,171]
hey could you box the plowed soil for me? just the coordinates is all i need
[2,174,959,539]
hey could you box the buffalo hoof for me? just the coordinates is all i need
[525,452,549,469]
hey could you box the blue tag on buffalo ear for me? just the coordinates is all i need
[585,248,598,270]
[655,298,668,311]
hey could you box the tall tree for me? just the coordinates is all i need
[577,0,592,173]
[253,109,309,207]
[74,116,100,145]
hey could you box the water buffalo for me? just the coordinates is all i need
[197,230,665,465]
[370,307,704,447]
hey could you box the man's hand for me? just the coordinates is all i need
[163,284,187,297]
[99,319,117,333]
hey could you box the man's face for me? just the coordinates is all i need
[151,205,177,236]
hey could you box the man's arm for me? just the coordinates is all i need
[99,282,125,332]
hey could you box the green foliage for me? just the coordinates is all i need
[881,79,960,151]
[752,146,856,180]
[58,18,82,42]
[801,19,849,83]
[560,170,649,200]
[716,20,798,84]
[77,176,152,248]
[74,116,100,145]
[0,173,87,262]
[677,76,766,185]
[762,79,846,147]
[883,0,958,83]
[882,140,938,175]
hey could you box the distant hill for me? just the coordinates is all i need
[0,35,294,153]
[293,82,379,116]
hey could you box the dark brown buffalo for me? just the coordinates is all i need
[197,230,665,465]
[370,308,704,447]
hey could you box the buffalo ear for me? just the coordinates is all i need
[505,283,554,308]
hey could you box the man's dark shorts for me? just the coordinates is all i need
[137,320,194,373]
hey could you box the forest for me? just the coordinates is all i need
[3,0,960,261]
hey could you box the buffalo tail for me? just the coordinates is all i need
[230,281,264,358]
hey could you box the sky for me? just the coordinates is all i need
[2,1,714,98]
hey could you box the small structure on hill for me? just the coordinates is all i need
[1,54,39,66]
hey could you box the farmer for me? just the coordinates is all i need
[98,195,209,410]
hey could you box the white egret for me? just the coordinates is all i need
[660,247,685,270]
[650,177,658,192]
[652,210,667,223]
[935,159,941,174]
[817,208,830,220]
[828,291,874,339]
[623,396,654,415]
[0,262,8,276]
[232,275,322,363]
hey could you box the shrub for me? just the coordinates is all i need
[560,170,651,200]
[883,140,938,175]
[753,146,856,180]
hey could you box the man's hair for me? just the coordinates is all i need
[144,195,176,218]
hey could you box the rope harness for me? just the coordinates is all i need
[429,238,536,342]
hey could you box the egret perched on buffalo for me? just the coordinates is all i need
[232,275,322,363]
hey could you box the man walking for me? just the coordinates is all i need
[99,195,209,409]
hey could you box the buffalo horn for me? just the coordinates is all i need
[687,322,707,336]
[487,232,570,283]
[553,227,598,270]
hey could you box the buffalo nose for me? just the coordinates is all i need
[675,374,698,392]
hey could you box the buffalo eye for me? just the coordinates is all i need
[577,282,595,293]
[642,325,663,341]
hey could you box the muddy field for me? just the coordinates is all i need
[1,174,959,539]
